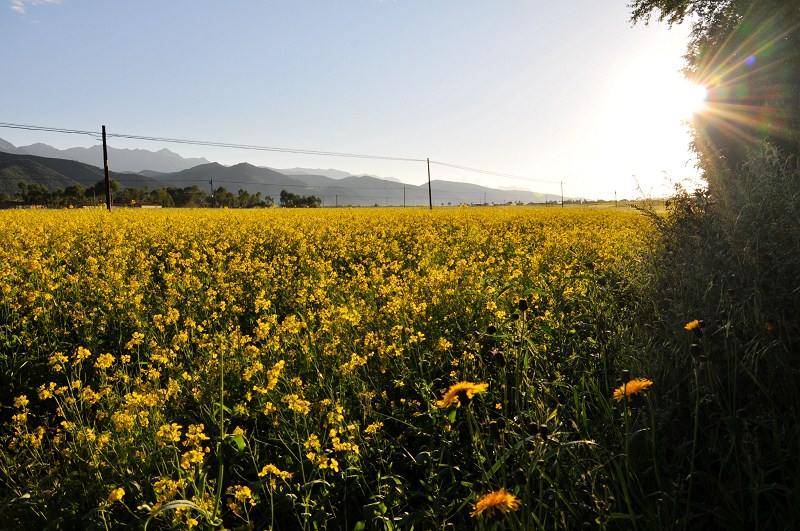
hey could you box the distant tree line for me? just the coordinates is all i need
[279,190,322,208]
[2,180,323,209]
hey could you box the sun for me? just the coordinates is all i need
[677,82,709,117]
[641,78,709,122]
[606,67,709,128]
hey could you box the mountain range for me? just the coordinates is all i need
[0,138,210,173]
[0,138,550,206]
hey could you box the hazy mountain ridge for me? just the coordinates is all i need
[0,138,550,206]
[278,168,355,180]
[0,150,162,196]
[5,140,210,173]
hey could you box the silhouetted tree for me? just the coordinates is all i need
[631,0,800,178]
[88,179,121,202]
[18,182,51,205]
[211,186,236,208]
[167,186,208,207]
[280,189,321,208]
[148,188,175,207]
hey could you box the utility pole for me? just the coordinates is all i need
[209,178,214,205]
[102,125,111,211]
[560,181,564,208]
[335,194,338,207]
[427,158,433,210]
[403,187,406,207]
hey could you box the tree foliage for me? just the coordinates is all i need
[6,180,276,209]
[631,0,800,174]
[630,4,800,528]
[279,189,322,208]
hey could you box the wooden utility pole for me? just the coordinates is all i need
[403,187,406,207]
[102,125,111,211]
[427,158,433,210]
[560,181,564,208]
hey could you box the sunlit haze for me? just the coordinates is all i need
[1,1,703,199]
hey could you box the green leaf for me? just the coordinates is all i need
[225,433,246,452]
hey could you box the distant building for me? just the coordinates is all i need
[0,202,43,209]
[110,201,163,209]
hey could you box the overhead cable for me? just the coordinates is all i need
[0,121,561,187]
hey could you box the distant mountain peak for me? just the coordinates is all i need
[0,137,20,153]
[279,168,355,180]
[0,138,211,173]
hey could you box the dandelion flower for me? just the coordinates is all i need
[436,381,489,408]
[613,378,653,403]
[684,320,700,331]
[470,488,521,518]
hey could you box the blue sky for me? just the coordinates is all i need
[1,1,702,199]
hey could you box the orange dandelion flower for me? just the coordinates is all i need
[613,378,653,403]
[436,381,489,408]
[684,320,700,331]
[470,488,521,518]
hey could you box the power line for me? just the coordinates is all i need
[429,160,560,185]
[0,122,426,163]
[110,133,427,163]
[0,121,564,189]
[0,122,101,139]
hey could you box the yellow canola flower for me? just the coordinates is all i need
[107,487,125,504]
[258,463,292,480]
[364,421,383,435]
[94,352,115,370]
[156,423,183,446]
[285,394,311,415]
[180,449,206,469]
[183,424,210,447]
[316,456,340,473]
[228,485,255,505]
[436,381,489,408]
[74,346,92,364]
[0,206,653,514]
[14,395,29,409]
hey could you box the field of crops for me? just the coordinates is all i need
[0,207,656,530]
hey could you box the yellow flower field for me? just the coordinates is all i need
[0,207,654,529]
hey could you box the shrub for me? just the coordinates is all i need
[638,144,800,528]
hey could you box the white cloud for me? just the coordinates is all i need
[10,0,60,15]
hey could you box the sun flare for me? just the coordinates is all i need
[680,83,709,116]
